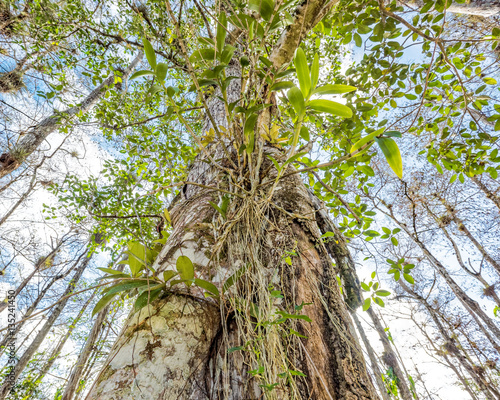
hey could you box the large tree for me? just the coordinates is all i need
[1,0,500,398]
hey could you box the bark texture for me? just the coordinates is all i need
[86,164,379,399]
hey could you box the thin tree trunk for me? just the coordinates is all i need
[62,260,126,400]
[0,52,143,179]
[471,175,500,210]
[380,204,500,350]
[0,231,71,313]
[352,312,391,400]
[27,290,95,394]
[440,199,500,275]
[308,193,411,399]
[422,202,500,306]
[407,0,500,16]
[398,280,500,400]
[0,249,82,356]
[366,307,413,400]
[61,305,107,400]
[0,252,91,398]
[0,162,38,227]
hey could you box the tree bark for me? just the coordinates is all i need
[0,52,143,179]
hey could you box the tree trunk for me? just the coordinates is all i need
[62,260,126,400]
[471,175,500,210]
[85,1,381,397]
[0,52,143,179]
[86,165,378,399]
[0,247,80,356]
[0,252,91,398]
[366,308,413,400]
[351,312,391,400]
[26,289,95,396]
[380,205,500,350]
[408,0,500,16]
[398,280,500,400]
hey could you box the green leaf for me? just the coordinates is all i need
[221,44,236,64]
[155,63,168,82]
[362,297,371,311]
[299,126,309,141]
[143,37,156,69]
[163,270,177,282]
[248,0,274,21]
[310,53,319,90]
[354,33,362,47]
[312,84,357,95]
[106,279,152,296]
[276,311,312,322]
[361,282,370,291]
[194,278,220,296]
[216,12,227,54]
[244,114,258,154]
[97,267,126,275]
[130,70,155,80]
[189,48,216,63]
[308,99,352,118]
[289,329,308,338]
[209,201,226,218]
[228,346,245,353]
[99,273,132,280]
[294,48,311,98]
[403,273,414,284]
[287,87,305,116]
[92,292,117,317]
[270,81,295,92]
[260,0,275,21]
[375,290,391,297]
[374,297,385,307]
[134,288,163,312]
[176,255,194,285]
[375,137,403,178]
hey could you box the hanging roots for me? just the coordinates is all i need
[0,70,24,93]
[208,189,306,399]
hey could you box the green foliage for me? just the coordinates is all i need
[361,271,391,310]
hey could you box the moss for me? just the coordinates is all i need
[0,70,24,93]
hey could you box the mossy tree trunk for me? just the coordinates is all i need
[86,163,379,399]
[86,0,381,398]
